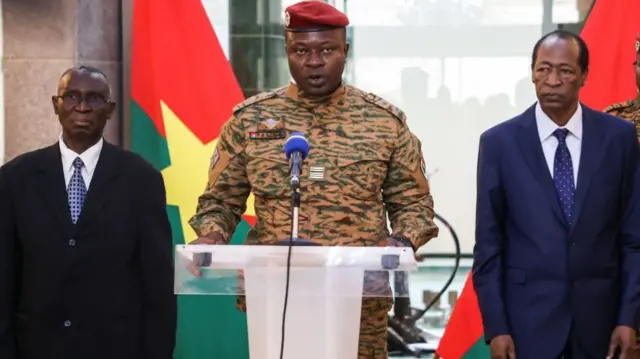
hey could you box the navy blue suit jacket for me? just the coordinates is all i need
[473,103,640,358]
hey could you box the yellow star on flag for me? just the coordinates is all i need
[160,100,255,243]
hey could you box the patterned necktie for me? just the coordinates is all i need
[68,157,87,224]
[552,128,576,225]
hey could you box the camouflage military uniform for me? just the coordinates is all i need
[604,100,640,137]
[190,83,439,358]
[606,99,640,358]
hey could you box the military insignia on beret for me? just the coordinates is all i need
[284,11,291,27]
[210,148,220,169]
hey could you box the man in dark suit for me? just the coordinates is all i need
[473,30,640,359]
[0,66,176,359]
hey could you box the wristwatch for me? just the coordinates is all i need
[392,235,414,251]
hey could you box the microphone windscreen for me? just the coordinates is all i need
[284,132,310,159]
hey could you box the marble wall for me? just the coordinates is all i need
[2,0,123,161]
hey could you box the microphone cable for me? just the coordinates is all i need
[407,212,461,322]
[278,190,297,359]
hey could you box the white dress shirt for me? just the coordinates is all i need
[535,102,582,187]
[59,135,103,189]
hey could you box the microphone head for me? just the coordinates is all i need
[284,132,310,159]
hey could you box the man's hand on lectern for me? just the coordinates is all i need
[187,232,226,277]
[190,232,226,245]
[384,236,419,260]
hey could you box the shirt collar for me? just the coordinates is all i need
[58,134,104,175]
[535,102,583,141]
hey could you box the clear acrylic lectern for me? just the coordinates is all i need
[174,244,417,359]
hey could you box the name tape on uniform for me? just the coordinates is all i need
[249,130,286,140]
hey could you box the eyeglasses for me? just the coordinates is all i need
[57,91,109,108]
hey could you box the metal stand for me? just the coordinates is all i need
[276,184,319,246]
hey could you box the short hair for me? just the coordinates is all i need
[60,65,109,82]
[531,29,589,73]
[58,65,111,97]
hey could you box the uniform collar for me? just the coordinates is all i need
[285,81,347,107]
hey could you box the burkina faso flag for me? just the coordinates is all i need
[579,0,640,108]
[434,274,488,359]
[131,0,253,358]
[436,1,640,357]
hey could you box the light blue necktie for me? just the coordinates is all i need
[552,128,576,226]
[68,157,87,224]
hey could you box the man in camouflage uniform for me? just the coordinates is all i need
[604,33,640,135]
[605,33,640,359]
[189,1,439,357]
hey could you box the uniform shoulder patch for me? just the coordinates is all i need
[232,86,288,115]
[604,100,634,114]
[356,88,407,125]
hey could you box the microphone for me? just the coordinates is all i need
[283,132,310,189]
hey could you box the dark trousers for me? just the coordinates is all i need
[555,334,577,359]
[555,326,617,359]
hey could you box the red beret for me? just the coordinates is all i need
[284,1,349,32]
[636,33,640,53]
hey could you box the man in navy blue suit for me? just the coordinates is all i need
[473,30,640,359]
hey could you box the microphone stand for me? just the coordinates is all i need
[290,189,302,241]
[276,164,319,247]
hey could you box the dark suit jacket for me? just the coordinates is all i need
[0,142,176,359]
[473,104,640,359]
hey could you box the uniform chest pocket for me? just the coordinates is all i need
[337,156,388,201]
[246,142,290,198]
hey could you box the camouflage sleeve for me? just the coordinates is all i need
[383,125,439,249]
[188,116,251,242]
[604,101,632,117]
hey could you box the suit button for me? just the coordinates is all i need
[68,239,76,246]
[571,241,576,246]
[64,320,72,327]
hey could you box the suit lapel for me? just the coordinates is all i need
[570,106,604,233]
[75,142,120,230]
[516,105,566,226]
[36,144,74,235]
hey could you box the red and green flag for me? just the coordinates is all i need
[433,274,488,359]
[131,0,253,358]
[579,0,640,109]
[436,1,640,357]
